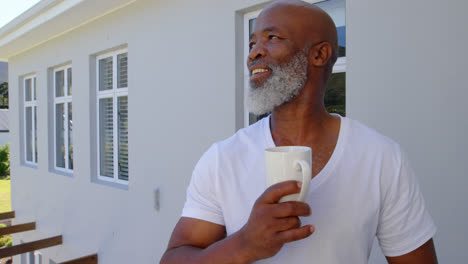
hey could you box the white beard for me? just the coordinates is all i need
[246,50,308,115]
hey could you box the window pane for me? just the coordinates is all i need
[67,68,72,96]
[55,103,65,168]
[34,77,37,100]
[99,98,114,177]
[55,70,65,97]
[68,102,73,170]
[34,106,37,163]
[25,107,33,162]
[117,53,128,89]
[99,57,113,91]
[337,26,346,57]
[25,79,32,101]
[249,18,256,40]
[118,96,128,181]
[315,0,346,57]
[325,72,346,116]
[249,113,269,126]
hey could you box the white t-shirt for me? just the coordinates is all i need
[182,115,436,263]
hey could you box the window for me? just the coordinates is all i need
[54,65,73,172]
[243,0,346,126]
[24,251,42,264]
[96,49,128,183]
[24,75,37,165]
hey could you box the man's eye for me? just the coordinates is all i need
[269,35,279,40]
[249,42,256,50]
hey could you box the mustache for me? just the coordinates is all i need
[248,60,274,70]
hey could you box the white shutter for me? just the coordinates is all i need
[99,57,113,91]
[68,102,73,170]
[117,53,128,89]
[67,68,72,96]
[99,97,114,177]
[25,106,33,162]
[34,106,37,163]
[55,103,65,168]
[118,96,128,180]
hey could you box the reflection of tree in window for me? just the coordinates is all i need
[325,72,345,116]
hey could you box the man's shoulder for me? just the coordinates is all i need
[344,117,402,154]
[215,117,267,153]
[195,118,266,174]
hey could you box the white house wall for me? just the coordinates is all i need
[7,0,468,263]
[347,0,468,263]
[9,0,269,263]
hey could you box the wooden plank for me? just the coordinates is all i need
[0,211,15,220]
[59,254,98,264]
[0,222,36,236]
[0,235,62,258]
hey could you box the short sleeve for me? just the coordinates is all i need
[181,144,225,226]
[377,147,437,257]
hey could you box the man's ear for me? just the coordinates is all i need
[309,42,333,67]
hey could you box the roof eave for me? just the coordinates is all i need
[0,0,136,61]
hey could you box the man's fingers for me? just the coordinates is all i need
[271,201,311,218]
[276,216,301,231]
[261,181,301,203]
[277,225,315,243]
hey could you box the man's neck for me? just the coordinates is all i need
[270,102,338,147]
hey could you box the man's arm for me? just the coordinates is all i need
[386,238,438,264]
[160,181,314,264]
[160,217,249,264]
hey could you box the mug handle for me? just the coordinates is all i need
[294,160,311,202]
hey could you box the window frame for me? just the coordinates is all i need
[242,0,346,127]
[53,64,73,173]
[96,48,129,184]
[23,74,37,166]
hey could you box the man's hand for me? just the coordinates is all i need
[237,180,314,262]
[160,180,314,264]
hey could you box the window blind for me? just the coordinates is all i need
[67,68,72,96]
[55,103,65,168]
[68,102,73,170]
[99,57,113,91]
[117,53,128,89]
[25,107,33,162]
[34,105,37,163]
[118,96,128,181]
[99,98,114,177]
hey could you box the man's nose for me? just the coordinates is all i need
[248,42,266,63]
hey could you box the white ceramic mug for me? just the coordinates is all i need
[265,146,312,203]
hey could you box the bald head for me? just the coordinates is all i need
[257,0,338,64]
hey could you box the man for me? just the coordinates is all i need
[160,0,438,263]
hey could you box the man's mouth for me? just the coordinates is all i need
[252,68,269,75]
[250,67,272,83]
